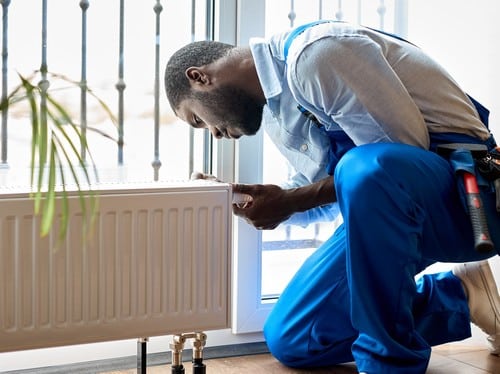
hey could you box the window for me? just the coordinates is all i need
[232,0,409,333]
[0,0,217,186]
[233,0,500,334]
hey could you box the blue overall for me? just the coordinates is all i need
[263,21,500,374]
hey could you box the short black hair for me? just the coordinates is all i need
[164,40,235,112]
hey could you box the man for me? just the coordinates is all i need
[165,21,500,373]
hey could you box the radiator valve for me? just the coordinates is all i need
[170,332,207,374]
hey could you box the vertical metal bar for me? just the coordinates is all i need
[335,0,343,21]
[116,0,126,165]
[377,0,386,30]
[188,0,196,177]
[152,0,163,181]
[79,0,89,163]
[318,0,323,20]
[136,337,148,374]
[393,0,408,37]
[357,0,362,24]
[39,0,49,156]
[288,0,295,28]
[202,0,214,175]
[40,0,48,86]
[285,0,295,240]
[0,0,11,167]
[191,0,196,41]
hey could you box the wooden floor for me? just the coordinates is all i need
[104,343,499,373]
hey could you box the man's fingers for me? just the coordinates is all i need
[232,192,253,205]
[190,171,220,181]
[231,183,254,207]
[190,171,204,180]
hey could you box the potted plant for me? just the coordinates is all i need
[0,69,117,239]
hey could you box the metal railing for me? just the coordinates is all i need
[283,0,407,33]
[0,0,217,184]
[1,0,10,166]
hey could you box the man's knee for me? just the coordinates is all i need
[263,318,298,367]
[264,323,291,366]
[334,144,386,199]
[334,143,426,200]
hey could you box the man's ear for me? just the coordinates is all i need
[185,67,210,86]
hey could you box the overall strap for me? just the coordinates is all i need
[283,20,333,60]
[283,20,411,60]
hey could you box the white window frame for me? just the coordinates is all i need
[220,0,411,334]
[214,0,271,334]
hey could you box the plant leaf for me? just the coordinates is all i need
[51,120,88,224]
[47,96,101,239]
[7,71,116,241]
[40,142,57,236]
[56,157,70,242]
[42,70,118,127]
[18,75,43,212]
[46,102,92,184]
[37,86,50,210]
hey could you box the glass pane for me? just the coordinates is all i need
[259,1,326,300]
[261,132,335,298]
[1,0,211,186]
[259,0,397,299]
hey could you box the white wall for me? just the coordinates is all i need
[407,1,500,137]
[408,6,500,344]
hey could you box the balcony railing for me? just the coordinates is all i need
[0,0,217,187]
[265,0,408,36]
[0,1,407,187]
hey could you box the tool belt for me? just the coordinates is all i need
[466,144,500,212]
[437,143,500,253]
[476,146,500,205]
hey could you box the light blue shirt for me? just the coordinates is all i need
[249,21,488,226]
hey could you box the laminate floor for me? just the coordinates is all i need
[104,342,499,373]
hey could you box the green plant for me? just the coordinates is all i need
[0,70,117,238]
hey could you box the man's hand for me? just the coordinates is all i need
[231,183,295,230]
[190,171,221,182]
[232,176,336,230]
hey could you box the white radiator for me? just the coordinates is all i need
[0,180,232,353]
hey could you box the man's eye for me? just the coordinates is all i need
[192,115,204,128]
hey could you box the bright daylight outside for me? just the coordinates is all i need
[1,0,209,187]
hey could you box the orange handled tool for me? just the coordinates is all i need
[437,143,494,253]
[462,171,494,252]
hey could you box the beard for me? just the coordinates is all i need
[193,85,264,136]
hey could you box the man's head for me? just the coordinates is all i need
[164,40,264,139]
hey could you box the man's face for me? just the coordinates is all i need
[177,85,263,139]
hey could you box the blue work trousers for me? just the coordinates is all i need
[264,142,499,373]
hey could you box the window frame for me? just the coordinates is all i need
[222,0,411,334]
[216,0,273,334]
